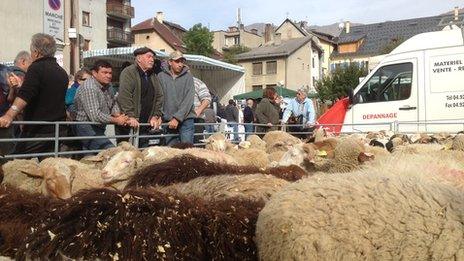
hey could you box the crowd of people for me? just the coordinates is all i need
[0,33,317,157]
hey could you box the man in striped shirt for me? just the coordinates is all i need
[74,60,128,151]
[193,77,212,143]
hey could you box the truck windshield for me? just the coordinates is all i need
[356,62,413,103]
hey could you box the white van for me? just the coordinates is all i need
[340,26,464,133]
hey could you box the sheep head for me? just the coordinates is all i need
[101,150,143,184]
[42,166,73,199]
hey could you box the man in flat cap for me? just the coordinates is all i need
[157,50,195,146]
[116,47,164,147]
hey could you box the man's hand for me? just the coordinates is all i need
[168,118,179,129]
[267,122,273,127]
[149,116,162,129]
[0,114,13,128]
[126,117,139,128]
[195,108,202,118]
[7,73,22,89]
[113,115,129,126]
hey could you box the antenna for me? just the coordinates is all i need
[286,12,289,18]
[237,8,242,27]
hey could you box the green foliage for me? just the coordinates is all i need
[315,63,368,103]
[223,45,251,64]
[381,37,404,54]
[183,23,214,57]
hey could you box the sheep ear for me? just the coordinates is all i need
[358,152,375,163]
[19,164,43,178]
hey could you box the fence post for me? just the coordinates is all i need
[54,122,60,157]
[134,127,140,148]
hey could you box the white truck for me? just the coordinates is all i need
[338,26,464,133]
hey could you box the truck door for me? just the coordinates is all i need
[349,61,418,132]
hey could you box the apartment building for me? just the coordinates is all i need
[107,0,134,48]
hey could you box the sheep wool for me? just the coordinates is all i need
[256,173,464,261]
[452,134,464,151]
[246,134,267,151]
[153,174,289,202]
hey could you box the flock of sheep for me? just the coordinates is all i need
[1,129,464,260]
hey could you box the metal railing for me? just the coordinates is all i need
[107,28,132,44]
[106,3,134,18]
[1,120,464,159]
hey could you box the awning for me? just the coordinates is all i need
[83,47,244,73]
[233,87,298,100]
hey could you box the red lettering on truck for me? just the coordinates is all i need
[362,113,398,120]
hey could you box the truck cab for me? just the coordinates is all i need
[341,26,464,133]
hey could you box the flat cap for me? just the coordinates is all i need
[169,50,185,61]
[133,47,156,56]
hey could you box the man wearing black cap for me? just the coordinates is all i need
[117,47,164,147]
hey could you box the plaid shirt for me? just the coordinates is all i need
[193,77,212,118]
[74,77,120,123]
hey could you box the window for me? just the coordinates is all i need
[252,62,263,75]
[355,63,413,104]
[82,11,90,27]
[234,36,240,45]
[266,61,277,74]
[83,39,90,51]
[266,84,277,89]
[312,57,315,68]
[252,85,262,91]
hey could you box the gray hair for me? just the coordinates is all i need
[14,51,32,66]
[297,88,308,97]
[30,33,56,57]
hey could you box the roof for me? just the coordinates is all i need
[82,47,244,73]
[235,36,313,61]
[233,86,297,99]
[332,13,463,58]
[132,18,186,52]
[275,19,308,37]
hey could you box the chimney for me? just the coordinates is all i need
[345,21,351,34]
[264,23,274,43]
[156,11,164,24]
[274,33,282,45]
[250,28,258,35]
[455,6,459,21]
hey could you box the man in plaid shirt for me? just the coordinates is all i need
[74,60,128,151]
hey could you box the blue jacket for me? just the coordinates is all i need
[282,97,315,125]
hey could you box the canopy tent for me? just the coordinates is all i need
[233,87,299,100]
[83,47,245,104]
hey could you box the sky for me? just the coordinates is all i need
[131,0,463,31]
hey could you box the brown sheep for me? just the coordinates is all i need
[17,188,263,260]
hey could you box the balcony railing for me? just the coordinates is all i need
[106,3,134,19]
[107,28,132,44]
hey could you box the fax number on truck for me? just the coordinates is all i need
[445,95,464,108]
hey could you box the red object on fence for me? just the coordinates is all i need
[316,97,349,134]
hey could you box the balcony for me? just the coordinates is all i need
[107,3,134,19]
[107,28,132,45]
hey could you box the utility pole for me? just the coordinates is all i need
[70,0,80,74]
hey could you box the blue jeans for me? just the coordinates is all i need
[244,123,254,139]
[228,122,239,141]
[165,118,194,146]
[74,124,115,151]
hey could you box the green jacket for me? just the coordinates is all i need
[117,64,164,121]
[255,98,281,132]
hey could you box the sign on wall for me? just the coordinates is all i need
[43,0,64,42]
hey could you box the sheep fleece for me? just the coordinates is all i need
[256,173,464,261]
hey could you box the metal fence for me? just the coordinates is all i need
[1,120,463,159]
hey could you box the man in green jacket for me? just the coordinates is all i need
[116,47,164,147]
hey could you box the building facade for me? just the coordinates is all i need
[213,26,264,53]
[107,0,134,48]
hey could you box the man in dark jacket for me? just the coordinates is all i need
[243,98,255,138]
[224,99,239,141]
[117,47,164,147]
[157,51,195,146]
[0,33,68,156]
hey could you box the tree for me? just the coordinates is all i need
[222,45,251,64]
[315,63,368,103]
[183,23,214,57]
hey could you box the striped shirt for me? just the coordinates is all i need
[193,77,212,118]
[74,77,120,123]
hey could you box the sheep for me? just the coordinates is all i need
[80,141,137,169]
[246,134,267,151]
[391,143,445,155]
[256,171,464,261]
[203,133,232,152]
[452,133,464,151]
[268,150,286,163]
[100,150,144,190]
[278,143,317,170]
[262,131,302,154]
[0,186,55,258]
[226,147,270,169]
[125,154,307,189]
[17,188,263,260]
[153,174,289,202]
[385,134,412,152]
[142,146,239,166]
